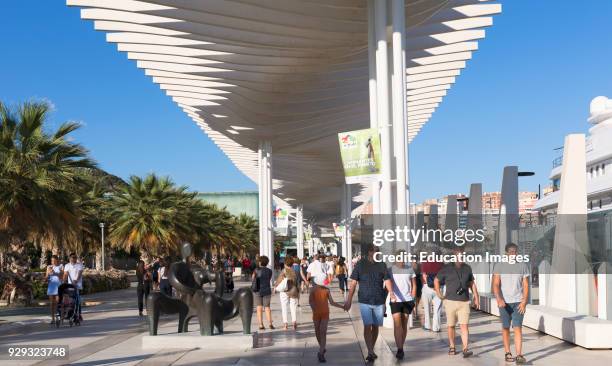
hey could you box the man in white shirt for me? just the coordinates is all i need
[307,254,328,285]
[63,253,84,319]
[63,253,84,290]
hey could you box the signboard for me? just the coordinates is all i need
[273,207,289,236]
[338,128,381,183]
[332,223,345,238]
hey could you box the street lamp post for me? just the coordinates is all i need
[99,222,105,271]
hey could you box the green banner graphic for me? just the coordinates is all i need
[338,128,381,183]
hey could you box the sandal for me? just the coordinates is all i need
[317,352,326,363]
[505,352,515,362]
[365,354,376,362]
[448,347,457,355]
[462,348,473,358]
[515,355,527,364]
[269,324,275,330]
[258,325,265,330]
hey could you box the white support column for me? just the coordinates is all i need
[374,0,392,215]
[340,185,347,259]
[392,0,408,218]
[258,141,274,269]
[367,0,381,216]
[341,184,353,263]
[296,205,304,259]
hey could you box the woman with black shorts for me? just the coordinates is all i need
[389,253,417,360]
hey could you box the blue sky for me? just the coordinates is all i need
[2,1,611,203]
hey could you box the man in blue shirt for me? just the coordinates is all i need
[345,244,396,362]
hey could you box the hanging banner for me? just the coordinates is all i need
[338,128,381,183]
[332,223,345,238]
[273,207,289,236]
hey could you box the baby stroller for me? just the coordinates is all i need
[56,283,81,327]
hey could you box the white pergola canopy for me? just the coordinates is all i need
[67,0,500,222]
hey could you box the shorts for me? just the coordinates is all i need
[359,303,385,326]
[254,294,271,307]
[500,302,524,329]
[444,300,470,326]
[390,301,415,315]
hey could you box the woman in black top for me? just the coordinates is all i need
[159,256,172,297]
[252,255,274,330]
[136,260,151,316]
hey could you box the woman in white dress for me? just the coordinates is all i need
[46,255,63,324]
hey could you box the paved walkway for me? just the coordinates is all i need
[1,279,612,365]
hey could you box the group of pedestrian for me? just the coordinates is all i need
[341,243,529,365]
[46,253,84,324]
[143,242,530,365]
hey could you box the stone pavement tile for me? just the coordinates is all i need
[137,349,190,366]
[172,350,242,366]
[68,331,152,366]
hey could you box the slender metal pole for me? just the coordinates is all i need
[100,223,105,271]
[297,205,304,259]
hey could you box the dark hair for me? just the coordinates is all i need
[366,244,376,253]
[137,260,145,273]
[505,243,519,253]
[338,257,345,265]
[259,255,269,267]
[51,255,59,261]
[69,253,77,258]
[284,257,294,267]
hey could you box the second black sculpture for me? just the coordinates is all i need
[147,243,253,336]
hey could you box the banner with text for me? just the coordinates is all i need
[338,128,381,184]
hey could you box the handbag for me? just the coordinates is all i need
[251,269,261,292]
[275,277,288,292]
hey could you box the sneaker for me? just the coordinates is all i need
[396,349,405,360]
[365,354,376,362]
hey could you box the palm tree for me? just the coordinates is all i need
[237,213,258,254]
[108,173,195,258]
[74,168,125,269]
[0,101,96,274]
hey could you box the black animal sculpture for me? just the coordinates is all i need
[147,243,253,336]
[146,291,189,335]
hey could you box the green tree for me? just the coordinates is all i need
[0,101,96,274]
[108,173,194,258]
[0,101,96,306]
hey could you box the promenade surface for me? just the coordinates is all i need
[1,279,612,365]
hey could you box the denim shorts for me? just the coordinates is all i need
[500,302,524,329]
[359,303,385,326]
